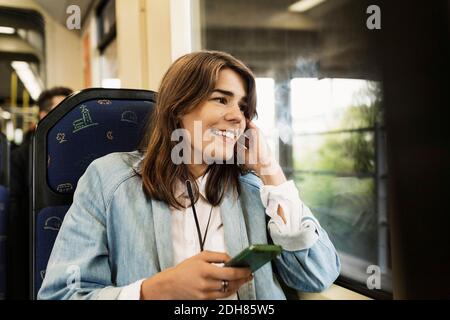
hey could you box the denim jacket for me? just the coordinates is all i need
[38,151,340,300]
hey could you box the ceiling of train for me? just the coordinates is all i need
[0,0,379,104]
[0,0,94,104]
[34,0,94,30]
[202,0,379,80]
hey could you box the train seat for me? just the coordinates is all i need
[31,88,156,298]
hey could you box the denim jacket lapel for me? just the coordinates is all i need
[150,187,256,299]
[151,199,174,270]
[220,190,257,300]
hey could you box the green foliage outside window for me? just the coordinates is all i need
[294,82,383,263]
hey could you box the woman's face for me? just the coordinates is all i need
[181,68,247,164]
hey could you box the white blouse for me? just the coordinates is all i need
[118,173,320,299]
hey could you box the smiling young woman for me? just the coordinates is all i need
[38,51,340,300]
[140,51,257,209]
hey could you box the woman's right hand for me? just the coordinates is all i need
[140,251,253,300]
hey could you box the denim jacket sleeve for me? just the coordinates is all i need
[266,182,341,292]
[241,174,341,293]
[37,157,128,300]
[273,225,341,292]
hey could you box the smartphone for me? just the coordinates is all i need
[224,244,282,272]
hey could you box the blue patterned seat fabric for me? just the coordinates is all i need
[35,98,154,296]
[0,134,8,300]
[35,205,69,296]
[0,185,7,300]
[46,98,153,194]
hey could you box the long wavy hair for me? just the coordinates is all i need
[139,51,257,209]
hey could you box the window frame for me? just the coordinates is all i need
[335,275,393,300]
[96,0,117,54]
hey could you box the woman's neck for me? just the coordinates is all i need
[188,163,208,179]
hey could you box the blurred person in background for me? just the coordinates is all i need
[7,86,72,299]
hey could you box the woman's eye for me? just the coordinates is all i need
[214,97,227,104]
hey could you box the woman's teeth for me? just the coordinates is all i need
[211,129,236,140]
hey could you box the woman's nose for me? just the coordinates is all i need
[223,104,244,123]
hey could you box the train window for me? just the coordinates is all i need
[253,78,278,160]
[95,0,119,88]
[197,0,392,296]
[100,38,120,88]
[96,0,117,53]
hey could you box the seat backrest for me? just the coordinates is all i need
[0,132,9,300]
[31,88,156,298]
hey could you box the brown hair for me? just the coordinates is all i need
[139,51,257,209]
[37,86,73,112]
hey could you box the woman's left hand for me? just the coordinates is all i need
[238,121,288,223]
[239,121,277,176]
[240,121,274,175]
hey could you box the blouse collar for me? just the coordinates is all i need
[174,172,209,201]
